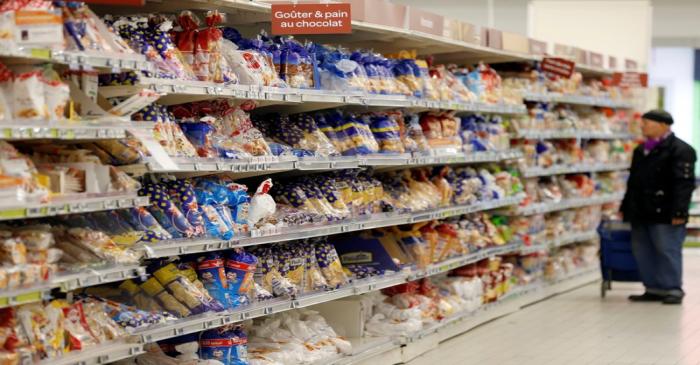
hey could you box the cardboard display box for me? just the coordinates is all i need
[346,0,407,29]
[407,7,444,36]
[529,39,548,56]
[502,31,529,54]
[481,27,503,49]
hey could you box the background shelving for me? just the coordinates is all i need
[0,1,640,365]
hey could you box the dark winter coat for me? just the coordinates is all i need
[621,133,697,224]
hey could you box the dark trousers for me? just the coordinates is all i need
[630,224,685,297]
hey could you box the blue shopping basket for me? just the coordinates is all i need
[598,221,641,298]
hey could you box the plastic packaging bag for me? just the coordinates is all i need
[313,239,348,288]
[197,254,231,309]
[226,249,257,308]
[248,179,276,227]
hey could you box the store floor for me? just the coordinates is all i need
[408,250,700,365]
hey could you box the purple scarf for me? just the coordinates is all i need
[644,132,672,153]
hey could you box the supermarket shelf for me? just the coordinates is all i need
[125,150,523,176]
[136,244,520,343]
[0,284,53,309]
[56,255,597,365]
[686,224,700,229]
[522,92,634,109]
[101,77,526,114]
[359,149,523,167]
[514,129,637,140]
[141,196,523,258]
[512,193,624,215]
[689,210,700,216]
[39,341,144,365]
[519,230,599,255]
[129,0,613,77]
[125,156,298,175]
[297,156,361,170]
[321,337,400,365]
[325,267,600,365]
[409,242,522,280]
[0,265,147,309]
[0,48,150,72]
[0,193,149,221]
[546,230,599,249]
[0,120,152,140]
[520,162,631,178]
[53,264,147,292]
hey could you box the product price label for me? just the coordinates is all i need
[271,3,352,35]
[611,72,648,88]
[540,57,575,79]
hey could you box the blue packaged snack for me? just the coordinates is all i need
[199,328,232,365]
[195,188,234,240]
[152,261,225,314]
[225,249,257,308]
[163,179,207,237]
[315,44,367,92]
[224,182,251,229]
[146,208,182,238]
[140,183,197,238]
[369,114,404,154]
[228,326,249,365]
[314,113,346,155]
[460,115,489,152]
[179,121,218,158]
[392,58,423,98]
[196,180,243,234]
[145,15,196,80]
[276,37,317,89]
[196,254,231,309]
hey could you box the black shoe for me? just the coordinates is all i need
[662,295,683,305]
[628,292,665,302]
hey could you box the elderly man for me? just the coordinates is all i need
[621,109,697,304]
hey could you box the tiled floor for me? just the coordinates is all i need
[408,250,700,365]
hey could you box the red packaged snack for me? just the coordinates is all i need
[381,281,419,297]
[62,302,98,351]
[175,11,199,74]
[195,10,227,83]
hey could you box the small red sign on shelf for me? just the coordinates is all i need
[612,72,648,88]
[271,3,352,35]
[541,57,576,79]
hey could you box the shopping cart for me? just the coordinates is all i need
[598,221,641,298]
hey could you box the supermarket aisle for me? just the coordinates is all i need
[408,250,700,365]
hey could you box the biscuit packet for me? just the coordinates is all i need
[13,69,45,120]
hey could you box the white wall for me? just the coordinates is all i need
[652,0,700,47]
[528,1,652,69]
[648,47,694,144]
[393,0,527,34]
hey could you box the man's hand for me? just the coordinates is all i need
[672,218,687,225]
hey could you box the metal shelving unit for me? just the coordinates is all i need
[0,193,148,221]
[304,267,601,365]
[522,91,634,108]
[0,120,153,141]
[122,150,524,176]
[140,196,523,258]
[0,2,635,364]
[511,193,624,216]
[0,49,150,72]
[514,129,637,140]
[101,76,528,114]
[520,162,631,178]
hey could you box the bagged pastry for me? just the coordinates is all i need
[313,238,348,288]
[196,254,231,309]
